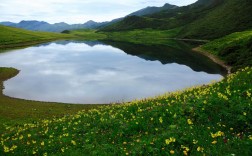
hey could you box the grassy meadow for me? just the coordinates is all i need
[0,25,76,50]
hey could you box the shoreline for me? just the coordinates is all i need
[192,46,232,74]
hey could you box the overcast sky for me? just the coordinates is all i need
[0,0,197,24]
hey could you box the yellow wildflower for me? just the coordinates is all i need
[28,134,31,137]
[4,145,10,153]
[212,140,217,144]
[165,137,176,145]
[41,141,45,146]
[197,146,204,152]
[247,91,251,97]
[71,140,76,145]
[187,119,193,125]
[249,135,252,140]
[159,117,163,124]
[170,150,175,154]
[19,135,24,140]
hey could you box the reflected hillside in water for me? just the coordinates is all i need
[102,41,227,76]
[48,40,226,75]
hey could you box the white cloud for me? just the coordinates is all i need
[0,0,197,24]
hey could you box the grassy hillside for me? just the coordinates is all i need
[0,25,73,50]
[180,0,252,39]
[101,0,252,39]
[103,28,182,45]
[69,29,106,40]
[0,67,251,155]
[201,30,252,71]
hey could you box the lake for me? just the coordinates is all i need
[0,40,226,104]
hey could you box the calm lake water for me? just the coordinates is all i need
[0,41,226,104]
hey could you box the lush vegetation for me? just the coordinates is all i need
[103,28,183,46]
[68,29,106,40]
[0,67,251,155]
[201,30,252,71]
[101,0,252,39]
[0,25,74,50]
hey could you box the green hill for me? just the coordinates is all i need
[201,30,252,71]
[0,25,73,50]
[100,0,252,39]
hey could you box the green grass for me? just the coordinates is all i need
[201,30,252,71]
[0,67,251,155]
[69,29,107,40]
[0,25,74,50]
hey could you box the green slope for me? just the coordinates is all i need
[100,0,252,39]
[180,0,252,39]
[1,67,251,155]
[201,30,252,71]
[0,25,73,50]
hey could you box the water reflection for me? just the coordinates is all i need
[0,41,224,104]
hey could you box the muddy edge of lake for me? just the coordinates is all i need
[192,46,232,74]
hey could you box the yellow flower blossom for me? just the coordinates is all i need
[41,141,45,146]
[71,140,76,145]
[159,117,163,124]
[187,119,193,125]
[211,131,224,138]
[4,145,10,153]
[247,91,251,97]
[249,135,252,140]
[212,140,217,144]
[170,150,175,154]
[181,145,190,152]
[165,137,176,145]
[197,146,204,152]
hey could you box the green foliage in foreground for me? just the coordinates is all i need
[202,30,252,71]
[1,67,251,155]
[0,25,73,50]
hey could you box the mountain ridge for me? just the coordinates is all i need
[100,0,252,39]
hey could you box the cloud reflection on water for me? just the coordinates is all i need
[0,41,223,104]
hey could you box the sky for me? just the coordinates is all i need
[0,0,197,24]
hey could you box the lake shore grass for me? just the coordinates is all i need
[0,25,77,51]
